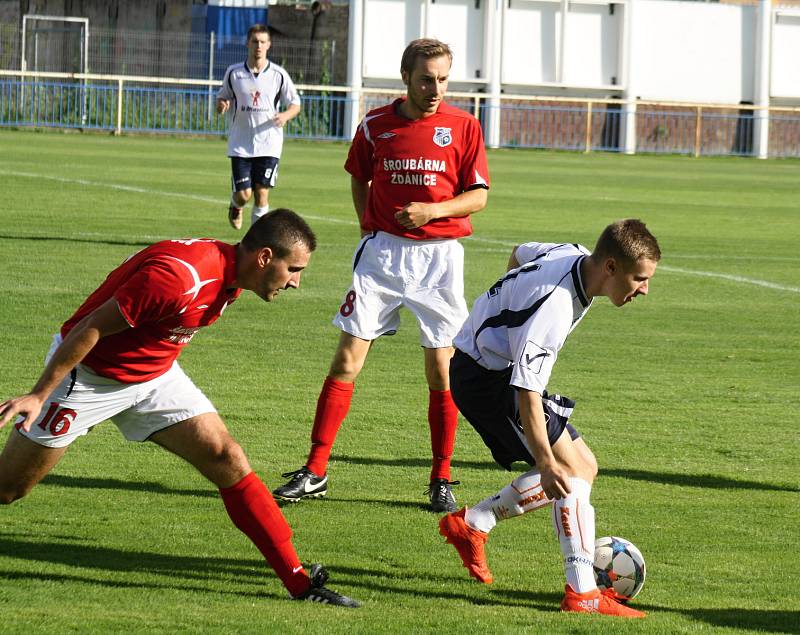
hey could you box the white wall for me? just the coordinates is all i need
[359,0,796,105]
[427,0,485,80]
[502,1,559,84]
[629,1,754,104]
[771,11,800,99]
[361,0,485,82]
[362,0,421,78]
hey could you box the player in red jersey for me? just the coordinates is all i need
[273,39,490,512]
[0,209,358,607]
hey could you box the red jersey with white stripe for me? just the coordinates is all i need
[61,239,242,383]
[345,98,490,240]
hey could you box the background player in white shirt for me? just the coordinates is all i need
[217,24,301,230]
[439,219,660,618]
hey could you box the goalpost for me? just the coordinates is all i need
[20,14,90,124]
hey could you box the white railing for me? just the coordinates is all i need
[2,69,800,158]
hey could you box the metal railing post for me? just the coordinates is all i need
[585,101,593,153]
[694,106,702,158]
[116,78,123,135]
[208,31,215,124]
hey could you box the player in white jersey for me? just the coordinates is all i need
[217,24,301,230]
[439,219,661,618]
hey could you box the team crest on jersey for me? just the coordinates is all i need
[377,132,396,139]
[433,127,452,147]
[520,341,550,373]
[251,90,262,106]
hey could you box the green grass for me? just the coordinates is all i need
[1,129,799,634]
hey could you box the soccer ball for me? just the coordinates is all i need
[593,536,646,601]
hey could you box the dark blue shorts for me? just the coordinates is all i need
[450,348,580,470]
[230,156,280,192]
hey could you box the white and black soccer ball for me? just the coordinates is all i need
[593,536,646,601]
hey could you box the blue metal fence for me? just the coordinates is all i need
[2,78,799,158]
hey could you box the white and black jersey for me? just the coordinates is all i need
[453,242,592,394]
[217,60,300,158]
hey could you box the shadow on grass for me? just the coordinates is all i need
[332,453,502,471]
[602,468,799,493]
[277,495,432,512]
[665,606,800,634]
[40,473,217,498]
[0,233,151,248]
[333,456,799,492]
[39,466,797,507]
[0,535,552,609]
[0,535,267,591]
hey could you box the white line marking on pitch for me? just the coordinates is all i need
[3,169,797,294]
[657,265,800,294]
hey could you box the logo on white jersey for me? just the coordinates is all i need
[251,90,262,107]
[433,127,452,147]
[520,341,550,373]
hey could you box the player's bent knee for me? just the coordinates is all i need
[210,440,252,486]
[233,189,252,206]
[329,349,367,381]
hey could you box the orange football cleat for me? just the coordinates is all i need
[561,585,646,618]
[439,507,493,584]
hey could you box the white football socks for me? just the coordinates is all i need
[251,205,269,224]
[552,477,596,593]
[465,472,597,593]
[465,469,550,533]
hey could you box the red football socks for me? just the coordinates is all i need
[429,388,459,481]
[306,376,354,476]
[220,471,310,597]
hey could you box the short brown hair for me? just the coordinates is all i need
[246,24,271,42]
[593,219,661,268]
[242,208,317,258]
[400,38,453,76]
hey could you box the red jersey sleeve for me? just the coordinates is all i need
[344,122,374,182]
[459,117,490,191]
[114,259,189,328]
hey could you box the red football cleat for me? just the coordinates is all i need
[439,507,493,584]
[561,585,646,618]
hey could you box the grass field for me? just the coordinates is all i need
[1,129,798,634]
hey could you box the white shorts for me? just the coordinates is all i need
[17,334,216,449]
[331,231,469,348]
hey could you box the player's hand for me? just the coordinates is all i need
[395,202,435,229]
[216,99,230,115]
[0,394,44,431]
[273,113,287,128]
[539,462,572,500]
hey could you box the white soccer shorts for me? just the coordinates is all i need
[17,334,216,449]
[332,231,469,348]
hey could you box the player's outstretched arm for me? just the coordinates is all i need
[0,299,130,431]
[394,187,488,229]
[518,389,572,500]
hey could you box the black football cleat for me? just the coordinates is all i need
[293,564,360,608]
[273,467,328,502]
[427,478,460,513]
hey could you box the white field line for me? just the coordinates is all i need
[3,169,798,294]
[657,265,800,294]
